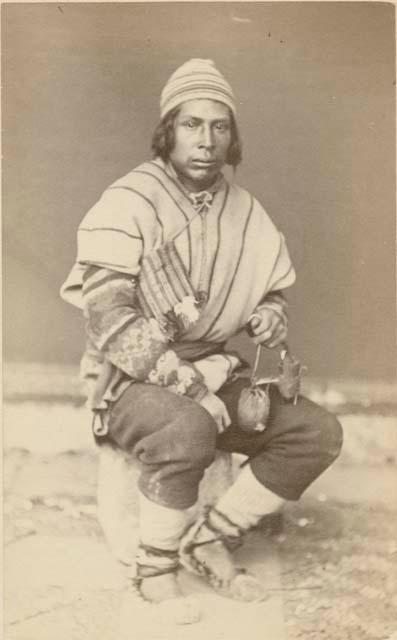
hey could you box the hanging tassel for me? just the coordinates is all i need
[172,295,201,330]
[276,345,306,404]
[237,346,271,432]
[237,343,307,430]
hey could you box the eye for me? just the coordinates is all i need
[183,119,197,129]
[215,122,230,132]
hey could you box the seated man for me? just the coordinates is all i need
[61,58,343,625]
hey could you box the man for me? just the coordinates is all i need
[61,59,343,624]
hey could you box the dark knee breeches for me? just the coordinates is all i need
[217,379,343,501]
[103,379,343,509]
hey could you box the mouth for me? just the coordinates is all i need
[191,159,217,168]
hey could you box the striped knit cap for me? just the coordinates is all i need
[160,58,236,120]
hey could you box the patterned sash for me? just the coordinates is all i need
[136,189,215,338]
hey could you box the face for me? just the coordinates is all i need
[169,99,232,192]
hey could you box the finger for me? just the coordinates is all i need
[219,408,230,428]
[213,414,223,434]
[220,415,229,432]
[248,313,262,331]
[251,318,271,336]
[255,330,284,347]
[224,412,231,427]
[265,326,288,349]
[260,314,288,343]
[253,318,279,344]
[250,317,262,330]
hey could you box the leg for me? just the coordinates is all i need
[217,378,343,502]
[180,378,343,600]
[104,383,218,623]
[107,382,217,509]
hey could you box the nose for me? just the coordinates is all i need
[198,124,215,150]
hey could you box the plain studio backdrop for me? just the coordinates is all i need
[2,2,396,380]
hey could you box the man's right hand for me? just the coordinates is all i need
[199,391,231,434]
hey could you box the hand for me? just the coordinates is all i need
[249,308,288,348]
[199,391,231,434]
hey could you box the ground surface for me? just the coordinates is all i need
[3,370,397,640]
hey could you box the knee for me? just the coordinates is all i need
[318,411,343,463]
[186,404,218,467]
[171,403,217,469]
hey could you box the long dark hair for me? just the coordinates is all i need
[151,105,243,168]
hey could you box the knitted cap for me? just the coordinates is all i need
[160,58,236,119]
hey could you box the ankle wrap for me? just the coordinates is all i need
[179,507,246,581]
[178,508,267,602]
[135,543,180,579]
[204,507,246,550]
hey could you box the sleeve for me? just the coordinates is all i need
[250,227,295,328]
[77,188,148,276]
[82,265,208,401]
[266,232,296,292]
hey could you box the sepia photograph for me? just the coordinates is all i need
[2,2,396,639]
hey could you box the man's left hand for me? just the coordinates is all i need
[248,308,288,348]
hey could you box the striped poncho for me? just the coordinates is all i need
[61,158,295,411]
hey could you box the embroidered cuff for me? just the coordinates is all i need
[105,317,169,379]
